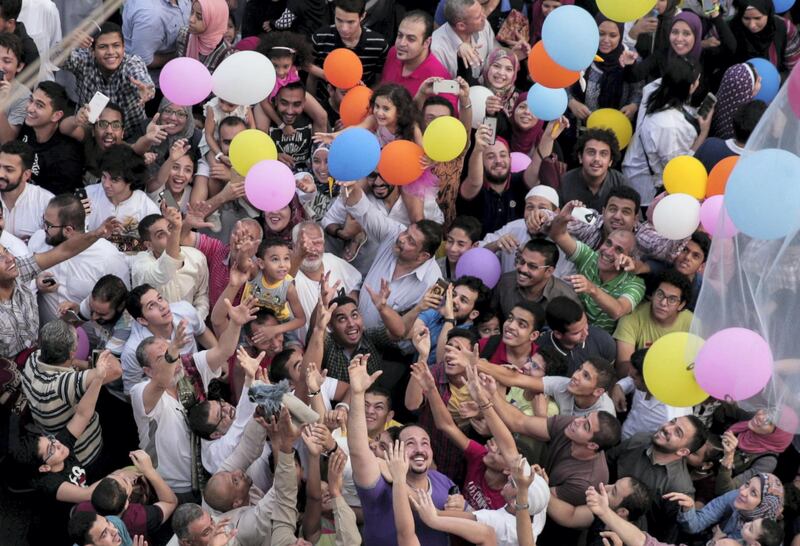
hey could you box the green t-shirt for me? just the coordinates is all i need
[569,241,645,333]
[613,301,694,349]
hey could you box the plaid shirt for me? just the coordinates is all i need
[63,48,153,139]
[322,327,394,382]
[0,255,40,358]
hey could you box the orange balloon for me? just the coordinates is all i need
[528,41,581,89]
[323,48,363,90]
[340,86,373,127]
[377,140,424,185]
[706,156,739,197]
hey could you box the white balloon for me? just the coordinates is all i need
[212,51,276,106]
[469,86,494,129]
[652,193,701,240]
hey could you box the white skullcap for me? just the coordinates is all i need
[526,185,560,208]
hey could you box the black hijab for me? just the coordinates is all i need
[730,0,779,60]
[595,14,626,108]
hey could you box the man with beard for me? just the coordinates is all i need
[129,297,254,502]
[268,81,317,174]
[59,275,130,358]
[0,140,52,241]
[458,127,542,237]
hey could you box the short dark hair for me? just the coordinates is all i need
[98,144,147,191]
[684,414,709,454]
[0,0,21,20]
[277,79,306,97]
[414,219,443,257]
[0,32,23,64]
[334,0,366,16]
[545,297,584,334]
[604,185,641,216]
[92,477,128,515]
[35,80,70,115]
[92,275,128,311]
[448,215,481,242]
[48,193,86,230]
[423,95,455,117]
[126,284,156,320]
[585,357,616,391]
[654,269,693,303]
[537,345,567,377]
[452,275,490,315]
[0,139,33,170]
[758,519,785,546]
[219,115,247,131]
[257,237,291,259]
[447,327,479,346]
[138,214,164,241]
[576,128,620,165]
[244,308,279,338]
[510,301,545,331]
[591,411,621,451]
[188,401,217,440]
[93,22,124,46]
[68,511,99,546]
[630,347,647,375]
[473,305,501,332]
[522,238,559,268]
[402,10,435,40]
[268,347,298,383]
[173,503,205,541]
[11,432,44,470]
[688,231,711,262]
[102,102,125,120]
[617,477,652,522]
[365,385,392,411]
[732,99,767,143]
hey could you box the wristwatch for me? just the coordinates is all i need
[443,318,456,324]
[214,151,224,161]
[164,350,179,364]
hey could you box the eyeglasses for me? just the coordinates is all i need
[653,289,681,306]
[161,108,188,119]
[43,434,57,463]
[96,120,123,130]
[514,255,551,271]
[43,218,69,230]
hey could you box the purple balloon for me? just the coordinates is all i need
[159,57,212,106]
[244,160,296,213]
[75,326,90,361]
[455,247,502,289]
[510,152,532,173]
[694,327,773,401]
[699,195,737,238]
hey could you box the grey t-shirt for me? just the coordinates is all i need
[5,81,30,126]
[543,376,616,417]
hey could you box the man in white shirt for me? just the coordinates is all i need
[430,0,497,78]
[129,297,254,500]
[28,194,131,324]
[132,209,210,321]
[0,207,30,256]
[121,284,217,394]
[343,179,443,329]
[0,140,53,241]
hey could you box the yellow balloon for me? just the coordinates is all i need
[598,0,657,22]
[229,129,278,176]
[663,155,708,199]
[586,108,633,149]
[422,116,468,162]
[644,332,709,407]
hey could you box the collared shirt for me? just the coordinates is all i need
[195,233,231,309]
[418,309,472,365]
[430,22,498,78]
[380,46,457,109]
[122,0,190,65]
[558,168,628,213]
[609,432,695,498]
[347,192,442,329]
[312,25,389,87]
[492,271,580,318]
[480,218,575,277]
[1,182,53,241]
[457,172,529,237]
[0,254,40,357]
[63,48,155,138]
[322,328,394,382]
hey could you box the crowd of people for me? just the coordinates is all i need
[0,0,797,545]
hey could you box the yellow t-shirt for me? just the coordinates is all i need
[613,301,694,349]
[241,271,293,321]
[448,382,473,427]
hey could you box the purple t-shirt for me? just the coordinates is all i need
[356,471,455,546]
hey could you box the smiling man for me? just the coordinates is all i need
[559,129,627,212]
[0,140,51,241]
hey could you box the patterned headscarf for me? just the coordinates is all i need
[738,473,785,525]
[711,63,757,139]
[187,0,229,59]
[482,48,520,118]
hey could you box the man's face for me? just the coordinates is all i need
[90,296,122,326]
[564,412,599,445]
[93,32,124,72]
[364,392,393,436]
[0,244,17,283]
[605,478,635,510]
[422,103,451,130]
[483,142,510,184]
[651,282,685,322]
[444,227,474,265]
[515,248,552,289]
[395,19,429,63]
[394,224,427,263]
[451,285,479,321]
[101,172,132,203]
[459,1,487,34]
[183,511,216,546]
[211,468,252,509]
[330,303,363,348]
[400,425,433,474]
[568,361,600,397]
[334,7,363,42]
[368,173,394,200]
[502,307,538,348]
[525,196,557,215]
[0,152,27,193]
[137,289,172,328]
[208,400,236,436]
[143,338,185,386]
[88,515,123,546]
[602,197,637,234]
[579,139,613,180]
[444,335,471,376]
[0,46,22,82]
[299,225,325,271]
[283,347,304,385]
[674,240,705,277]
[144,218,170,255]
[553,314,589,349]
[25,88,59,129]
[276,87,305,126]
[43,205,69,246]
[219,123,245,155]
[651,417,696,456]
[248,317,283,355]
[93,108,124,150]
[597,230,635,273]
[37,433,70,468]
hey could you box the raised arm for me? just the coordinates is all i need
[364,280,406,339]
[206,297,258,372]
[587,484,647,546]
[461,124,492,201]
[142,320,190,414]
[385,440,421,546]
[345,354,384,488]
[411,362,469,451]
[548,201,579,258]
[344,180,404,243]
[465,361,520,462]
[34,218,119,271]
[65,353,107,439]
[129,450,178,522]
[411,491,498,546]
[327,450,362,546]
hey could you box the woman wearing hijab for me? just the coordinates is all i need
[176,0,232,72]
[510,92,545,155]
[711,62,762,139]
[460,47,521,143]
[263,196,308,243]
[530,0,574,44]
[729,0,800,73]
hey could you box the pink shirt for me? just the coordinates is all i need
[380,46,458,110]
[463,440,507,511]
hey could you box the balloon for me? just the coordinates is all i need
[542,5,600,71]
[340,86,373,127]
[694,328,773,401]
[663,156,707,199]
[455,247,502,289]
[75,326,90,361]
[643,332,708,407]
[789,63,800,118]
[423,116,468,162]
[528,41,581,89]
[328,128,381,181]
[229,129,278,176]
[775,0,796,13]
[652,193,701,240]
[377,140,425,185]
[159,57,212,106]
[724,148,800,240]
[748,57,780,103]
[469,86,494,129]
[706,156,738,197]
[244,159,295,213]
[587,108,633,149]
[510,152,532,173]
[776,405,800,434]
[527,84,568,121]
[323,49,363,90]
[699,195,737,238]
[212,51,276,105]
[597,0,657,22]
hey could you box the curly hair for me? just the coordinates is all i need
[257,31,314,70]
[369,83,420,142]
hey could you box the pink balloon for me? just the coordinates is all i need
[455,247,502,289]
[694,327,773,401]
[75,326,90,361]
[776,405,800,434]
[159,58,212,106]
[700,195,737,238]
[789,63,800,118]
[510,152,532,173]
[244,159,296,213]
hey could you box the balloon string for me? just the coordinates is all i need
[686,362,695,371]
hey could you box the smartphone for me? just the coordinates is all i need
[697,92,717,118]
[448,485,461,495]
[159,190,180,210]
[0,69,6,82]
[73,187,88,201]
[431,278,449,297]
[90,349,102,369]
[648,7,659,17]
[87,91,110,124]
[432,79,459,95]
[63,309,82,323]
[572,206,599,225]
[701,0,716,14]
[42,277,56,286]
[483,116,498,146]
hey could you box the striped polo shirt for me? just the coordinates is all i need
[311,25,389,97]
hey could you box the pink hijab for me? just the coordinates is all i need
[187,0,229,59]
[728,420,793,454]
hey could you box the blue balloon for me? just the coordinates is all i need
[328,128,381,181]
[775,0,796,13]
[542,5,599,71]
[748,57,780,103]
[528,84,568,121]
[725,149,800,240]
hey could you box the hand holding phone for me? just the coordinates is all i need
[483,116,498,146]
[86,91,110,124]
[432,80,460,95]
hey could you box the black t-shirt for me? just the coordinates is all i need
[34,429,89,498]
[456,172,529,237]
[558,168,627,213]
[19,124,86,195]
[268,114,314,173]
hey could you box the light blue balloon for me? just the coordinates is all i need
[775,0,796,13]
[528,84,568,121]
[724,149,800,240]
[748,58,780,103]
[328,128,381,181]
[542,5,599,71]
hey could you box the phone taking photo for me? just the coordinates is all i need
[159,190,180,210]
[431,278,449,297]
[87,91,110,124]
[483,116,498,146]
[697,92,717,118]
[432,79,459,95]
